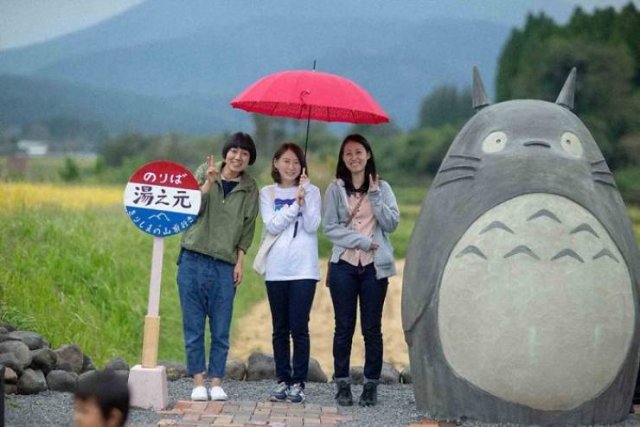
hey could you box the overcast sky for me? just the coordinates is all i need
[0,0,144,50]
[0,0,636,51]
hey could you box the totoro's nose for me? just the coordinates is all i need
[524,141,551,149]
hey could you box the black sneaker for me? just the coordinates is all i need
[269,382,289,402]
[359,382,378,407]
[335,379,353,406]
[287,383,305,403]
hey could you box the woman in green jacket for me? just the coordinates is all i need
[177,132,259,401]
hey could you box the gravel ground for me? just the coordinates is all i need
[5,380,640,427]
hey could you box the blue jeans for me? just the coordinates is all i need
[177,249,235,378]
[329,260,388,381]
[265,279,317,387]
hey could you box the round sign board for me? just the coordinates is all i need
[124,161,201,237]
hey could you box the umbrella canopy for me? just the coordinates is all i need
[230,70,389,124]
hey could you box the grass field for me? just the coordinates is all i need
[0,183,266,366]
[2,181,640,368]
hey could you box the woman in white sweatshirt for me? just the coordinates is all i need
[259,142,321,404]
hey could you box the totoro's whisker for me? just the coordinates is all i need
[551,249,584,263]
[591,170,613,177]
[590,159,606,166]
[504,245,540,260]
[439,165,477,173]
[527,209,562,223]
[449,154,481,162]
[593,178,617,189]
[593,248,619,263]
[435,175,475,188]
[456,245,487,260]
[480,221,514,235]
[570,223,599,238]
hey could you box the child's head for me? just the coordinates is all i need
[74,370,130,427]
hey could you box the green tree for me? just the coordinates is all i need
[496,3,640,170]
[418,85,473,129]
[59,156,81,182]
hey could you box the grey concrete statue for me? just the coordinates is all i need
[402,67,640,425]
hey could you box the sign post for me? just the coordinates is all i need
[123,161,201,410]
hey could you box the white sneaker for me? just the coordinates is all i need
[209,385,228,401]
[191,386,208,401]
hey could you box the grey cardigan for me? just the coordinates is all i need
[322,178,399,279]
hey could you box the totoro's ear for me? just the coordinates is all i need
[556,67,577,110]
[473,66,490,111]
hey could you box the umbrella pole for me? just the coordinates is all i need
[303,59,317,162]
[304,113,311,161]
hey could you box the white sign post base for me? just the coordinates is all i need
[128,237,169,410]
[129,364,168,410]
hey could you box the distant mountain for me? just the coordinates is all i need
[0,75,238,135]
[0,0,588,133]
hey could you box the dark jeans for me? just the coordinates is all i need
[329,260,388,381]
[266,279,317,386]
[177,249,236,378]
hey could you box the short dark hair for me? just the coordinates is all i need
[336,133,377,193]
[222,132,257,165]
[271,142,307,184]
[75,370,130,426]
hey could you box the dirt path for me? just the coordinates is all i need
[230,260,409,376]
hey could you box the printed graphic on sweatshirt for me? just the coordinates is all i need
[275,198,302,217]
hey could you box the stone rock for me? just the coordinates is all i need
[4,366,18,384]
[0,323,16,332]
[246,352,275,381]
[17,369,47,394]
[400,366,412,384]
[0,327,8,334]
[54,344,83,373]
[104,357,129,372]
[307,357,328,383]
[78,370,97,383]
[30,348,57,374]
[81,355,95,373]
[5,384,17,395]
[46,370,78,393]
[0,340,32,368]
[224,358,246,381]
[0,333,20,343]
[379,362,400,384]
[159,361,187,381]
[7,331,47,350]
[0,352,24,375]
[349,366,364,385]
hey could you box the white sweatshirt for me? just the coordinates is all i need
[259,182,321,281]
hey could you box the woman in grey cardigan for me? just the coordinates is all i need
[323,134,399,407]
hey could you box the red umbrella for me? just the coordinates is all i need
[230,67,389,154]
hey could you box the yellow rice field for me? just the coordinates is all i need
[0,183,123,213]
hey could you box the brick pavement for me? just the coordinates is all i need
[155,400,353,426]
[153,402,640,426]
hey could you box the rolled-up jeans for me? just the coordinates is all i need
[177,248,235,378]
[328,260,388,381]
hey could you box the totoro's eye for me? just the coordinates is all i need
[481,131,508,153]
[560,132,583,157]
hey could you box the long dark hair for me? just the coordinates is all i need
[336,134,377,193]
[271,142,307,185]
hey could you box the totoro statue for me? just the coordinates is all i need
[402,66,640,425]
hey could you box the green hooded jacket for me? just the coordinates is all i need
[180,162,259,264]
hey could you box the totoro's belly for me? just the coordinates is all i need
[438,193,635,411]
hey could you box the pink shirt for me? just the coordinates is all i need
[340,192,376,267]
